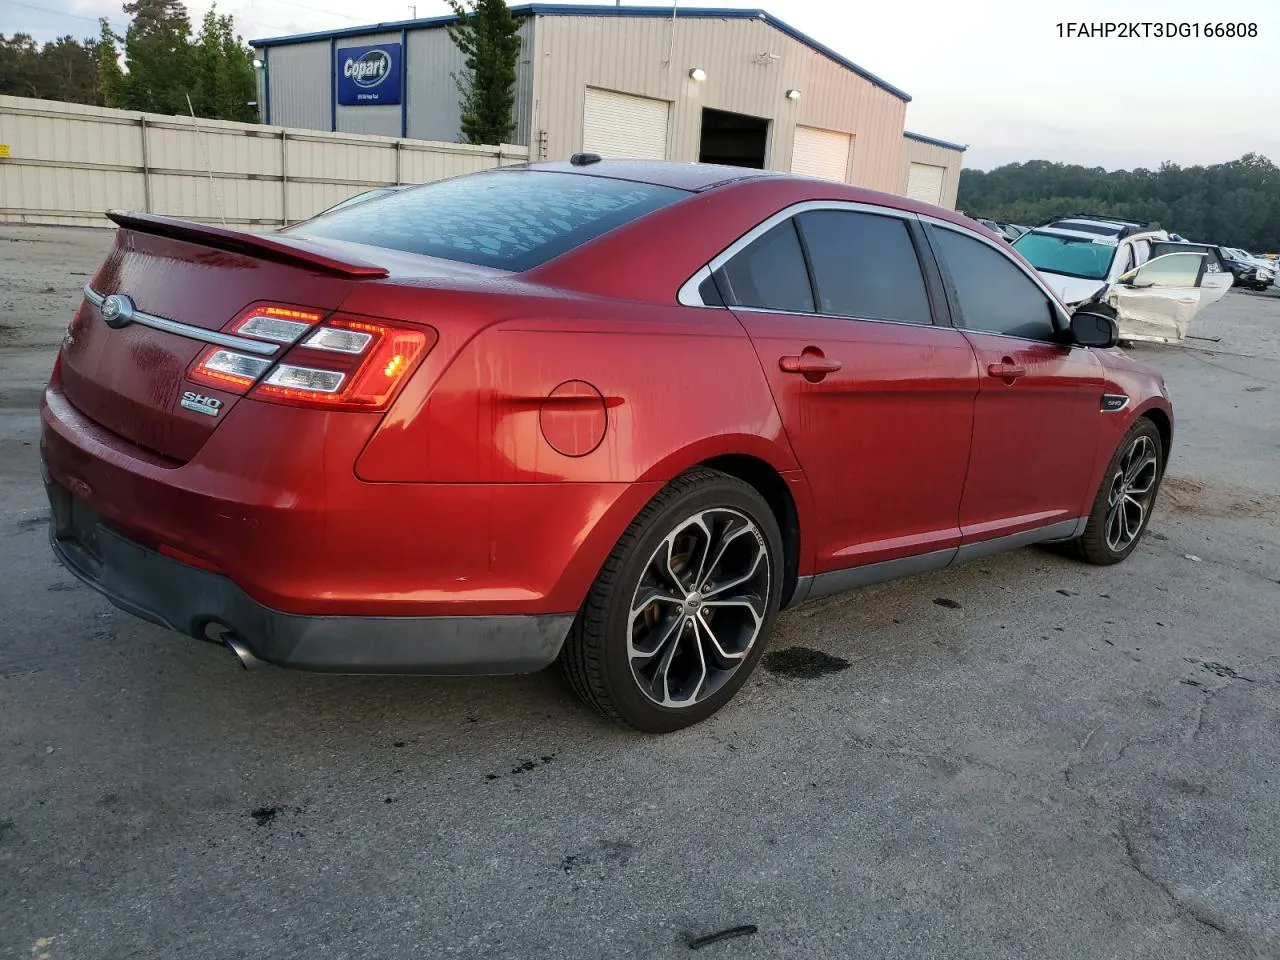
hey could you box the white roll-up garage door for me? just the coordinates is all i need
[582,88,669,160]
[905,162,946,205]
[790,126,851,182]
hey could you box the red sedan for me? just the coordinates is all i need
[41,159,1173,732]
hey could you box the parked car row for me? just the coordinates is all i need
[1221,247,1276,290]
[970,217,1030,242]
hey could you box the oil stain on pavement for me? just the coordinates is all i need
[762,647,851,678]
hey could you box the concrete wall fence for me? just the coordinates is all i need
[0,95,528,228]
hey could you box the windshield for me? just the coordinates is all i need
[1012,230,1118,280]
[290,170,689,271]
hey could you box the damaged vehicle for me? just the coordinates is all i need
[1012,216,1227,343]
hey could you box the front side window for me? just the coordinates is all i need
[932,226,1059,341]
[716,220,814,314]
[793,211,933,324]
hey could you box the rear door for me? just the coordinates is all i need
[925,221,1102,544]
[709,204,979,575]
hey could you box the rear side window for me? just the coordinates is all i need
[716,220,814,313]
[1152,242,1225,272]
[794,210,933,324]
[290,171,688,271]
[931,226,1058,341]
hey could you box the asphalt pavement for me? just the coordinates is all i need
[1,226,1278,960]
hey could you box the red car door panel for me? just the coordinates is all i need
[960,334,1101,537]
[735,311,978,571]
[926,223,1103,544]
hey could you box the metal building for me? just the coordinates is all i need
[901,130,966,209]
[251,4,964,204]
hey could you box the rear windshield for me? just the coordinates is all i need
[289,170,689,271]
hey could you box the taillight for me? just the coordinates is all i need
[183,303,435,411]
[252,317,432,410]
[187,302,322,396]
[188,347,273,392]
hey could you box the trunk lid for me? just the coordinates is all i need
[60,217,384,462]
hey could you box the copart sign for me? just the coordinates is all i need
[336,42,402,106]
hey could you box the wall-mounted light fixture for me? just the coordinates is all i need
[785,88,801,101]
[252,58,265,69]
[688,67,707,82]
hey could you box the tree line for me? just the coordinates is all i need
[959,154,1280,252]
[1,0,257,122]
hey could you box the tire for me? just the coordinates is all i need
[559,467,784,733]
[1069,418,1164,566]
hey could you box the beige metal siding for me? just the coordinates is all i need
[900,136,963,209]
[266,41,330,131]
[406,28,464,142]
[0,95,527,228]
[790,125,852,181]
[582,88,670,159]
[529,14,906,192]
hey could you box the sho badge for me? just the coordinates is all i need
[181,391,223,417]
[1100,394,1130,413]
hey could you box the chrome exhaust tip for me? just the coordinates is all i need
[224,633,263,670]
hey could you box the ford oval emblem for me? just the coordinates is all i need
[100,294,135,329]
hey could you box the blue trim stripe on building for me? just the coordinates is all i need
[262,47,271,125]
[400,27,409,139]
[904,130,967,152]
[250,4,912,103]
[329,37,337,131]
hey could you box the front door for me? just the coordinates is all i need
[710,207,979,573]
[926,223,1103,544]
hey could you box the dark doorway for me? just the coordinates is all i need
[698,108,769,169]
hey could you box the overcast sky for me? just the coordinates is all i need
[6,0,1279,170]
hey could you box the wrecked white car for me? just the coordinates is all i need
[1012,217,1229,343]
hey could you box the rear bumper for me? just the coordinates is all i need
[39,382,660,619]
[46,469,573,673]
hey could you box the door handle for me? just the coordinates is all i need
[780,348,842,377]
[987,357,1026,381]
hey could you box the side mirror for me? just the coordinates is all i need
[1070,310,1119,348]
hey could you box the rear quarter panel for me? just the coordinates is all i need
[354,306,798,484]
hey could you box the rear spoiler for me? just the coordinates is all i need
[105,211,390,279]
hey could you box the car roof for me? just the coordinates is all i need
[488,159,999,229]
[1026,224,1166,244]
[498,159,792,192]
[1044,218,1139,236]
